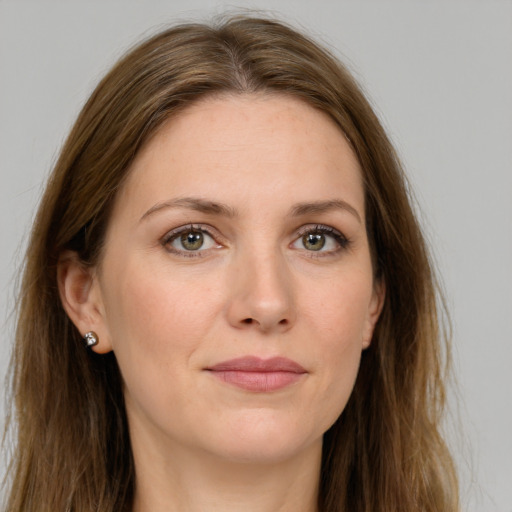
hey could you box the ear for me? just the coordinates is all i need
[362,277,386,349]
[57,250,113,354]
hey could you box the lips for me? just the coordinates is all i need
[206,356,307,392]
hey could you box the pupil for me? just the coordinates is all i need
[304,233,325,251]
[181,231,203,250]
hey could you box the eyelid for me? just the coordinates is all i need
[294,224,345,239]
[292,224,351,254]
[159,222,350,258]
[161,224,223,256]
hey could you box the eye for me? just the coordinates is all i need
[163,225,219,255]
[302,232,328,251]
[291,225,349,254]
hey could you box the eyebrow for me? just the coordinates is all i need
[289,199,362,223]
[140,197,237,221]
[140,196,361,224]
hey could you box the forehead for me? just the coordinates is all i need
[114,93,365,222]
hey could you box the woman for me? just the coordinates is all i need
[4,15,459,512]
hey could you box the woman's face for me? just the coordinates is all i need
[87,94,383,464]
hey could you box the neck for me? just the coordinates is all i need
[130,434,321,512]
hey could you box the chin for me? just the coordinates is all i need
[214,438,318,466]
[200,412,323,465]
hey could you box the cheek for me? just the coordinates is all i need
[107,263,216,346]
[302,267,374,344]
[300,271,373,424]
[100,262,223,425]
[100,261,223,402]
[311,334,363,434]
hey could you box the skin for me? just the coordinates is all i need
[59,93,384,512]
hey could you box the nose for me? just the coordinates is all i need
[225,248,296,334]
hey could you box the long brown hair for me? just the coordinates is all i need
[4,15,458,511]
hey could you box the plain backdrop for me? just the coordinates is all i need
[1,1,511,510]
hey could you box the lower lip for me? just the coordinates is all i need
[208,370,304,392]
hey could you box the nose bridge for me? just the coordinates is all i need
[226,239,296,332]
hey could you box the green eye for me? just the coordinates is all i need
[165,227,217,253]
[291,225,349,254]
[302,233,326,251]
[180,231,204,250]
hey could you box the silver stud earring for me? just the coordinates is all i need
[84,331,99,347]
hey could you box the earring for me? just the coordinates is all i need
[84,331,99,347]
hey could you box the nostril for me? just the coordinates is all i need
[239,317,290,328]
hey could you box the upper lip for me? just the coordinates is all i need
[207,356,307,373]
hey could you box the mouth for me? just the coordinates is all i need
[205,356,307,392]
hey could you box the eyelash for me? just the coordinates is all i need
[294,224,351,257]
[160,223,351,258]
[161,224,219,258]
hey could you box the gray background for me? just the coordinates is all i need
[1,1,511,510]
